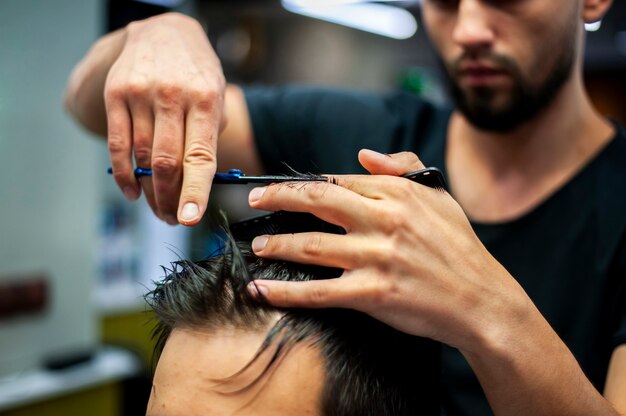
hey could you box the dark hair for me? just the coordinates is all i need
[146,233,441,415]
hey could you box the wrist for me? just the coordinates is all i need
[456,258,538,359]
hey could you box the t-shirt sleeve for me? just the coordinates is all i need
[243,85,432,175]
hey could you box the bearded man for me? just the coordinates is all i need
[65,1,626,414]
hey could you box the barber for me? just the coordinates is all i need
[65,1,626,414]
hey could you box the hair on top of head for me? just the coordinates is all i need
[145,220,441,416]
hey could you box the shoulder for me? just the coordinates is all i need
[243,84,436,125]
[242,85,449,173]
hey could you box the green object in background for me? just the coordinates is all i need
[397,67,448,107]
[398,67,428,95]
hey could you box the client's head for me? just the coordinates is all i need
[145,234,440,415]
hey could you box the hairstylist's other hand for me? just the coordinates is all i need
[67,13,225,225]
[246,149,532,354]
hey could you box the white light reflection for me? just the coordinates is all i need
[585,21,602,32]
[281,1,418,40]
[286,0,419,5]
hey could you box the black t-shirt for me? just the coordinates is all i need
[244,86,626,415]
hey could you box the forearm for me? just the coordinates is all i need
[462,294,620,415]
[64,28,127,136]
[242,151,625,414]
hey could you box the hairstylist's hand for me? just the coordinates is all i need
[104,13,225,225]
[246,149,532,353]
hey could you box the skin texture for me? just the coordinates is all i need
[432,0,578,132]
[147,325,324,416]
[66,13,227,225]
[64,1,626,414]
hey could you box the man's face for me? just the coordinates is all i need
[421,0,581,132]
[147,322,325,415]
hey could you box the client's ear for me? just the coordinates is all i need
[582,0,613,24]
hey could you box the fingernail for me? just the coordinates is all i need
[247,282,268,298]
[123,186,138,200]
[248,186,267,204]
[361,149,386,159]
[180,203,199,222]
[252,235,268,252]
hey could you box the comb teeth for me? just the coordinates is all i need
[230,211,345,242]
[401,169,448,192]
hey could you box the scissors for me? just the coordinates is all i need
[107,167,447,190]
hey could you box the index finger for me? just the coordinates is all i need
[247,275,358,309]
[325,174,415,201]
[177,104,219,225]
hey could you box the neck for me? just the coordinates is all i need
[450,70,612,176]
[446,67,615,222]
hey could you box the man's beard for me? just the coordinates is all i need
[441,45,575,133]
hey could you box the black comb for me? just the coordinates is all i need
[229,167,446,242]
[230,211,345,242]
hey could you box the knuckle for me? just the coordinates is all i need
[302,234,323,258]
[368,284,387,306]
[152,154,180,175]
[113,169,133,184]
[360,276,390,307]
[372,240,396,268]
[107,135,128,153]
[376,205,407,233]
[308,286,329,304]
[388,211,408,231]
[305,182,330,204]
[382,277,402,305]
[393,179,415,199]
[190,87,219,111]
[180,182,205,199]
[133,132,152,146]
[126,80,149,100]
[105,82,125,103]
[399,151,421,164]
[133,147,152,166]
[184,143,216,166]
[155,82,184,104]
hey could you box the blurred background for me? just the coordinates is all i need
[0,0,625,414]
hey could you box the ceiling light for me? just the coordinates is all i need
[282,1,418,40]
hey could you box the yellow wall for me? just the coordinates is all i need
[0,384,119,416]
[1,311,157,416]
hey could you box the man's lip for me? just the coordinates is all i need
[457,64,506,75]
[457,66,509,86]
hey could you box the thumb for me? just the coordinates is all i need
[358,149,425,176]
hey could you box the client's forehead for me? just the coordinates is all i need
[147,322,325,415]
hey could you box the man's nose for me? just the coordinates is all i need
[452,0,495,52]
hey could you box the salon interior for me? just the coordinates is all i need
[1,0,625,415]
